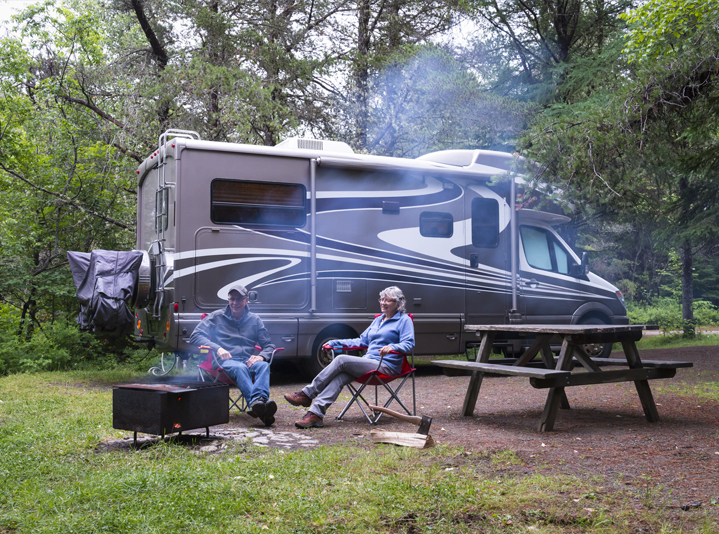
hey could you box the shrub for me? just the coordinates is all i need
[627,298,719,334]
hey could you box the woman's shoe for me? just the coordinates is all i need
[295,411,323,428]
[284,391,312,407]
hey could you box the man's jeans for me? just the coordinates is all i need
[220,359,270,406]
[302,355,390,418]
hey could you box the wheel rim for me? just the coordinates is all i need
[317,345,334,368]
[582,342,605,357]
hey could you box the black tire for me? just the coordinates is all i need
[300,328,357,379]
[578,316,613,358]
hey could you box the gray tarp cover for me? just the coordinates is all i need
[67,250,143,334]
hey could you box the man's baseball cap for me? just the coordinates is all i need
[227,285,248,298]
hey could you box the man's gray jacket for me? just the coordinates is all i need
[189,305,275,362]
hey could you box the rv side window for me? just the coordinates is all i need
[211,179,306,227]
[155,187,168,233]
[520,226,571,275]
[471,198,499,247]
[420,212,453,238]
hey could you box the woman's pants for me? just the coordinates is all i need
[302,355,390,418]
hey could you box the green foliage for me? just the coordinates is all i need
[0,317,160,375]
[622,0,719,62]
[627,298,719,334]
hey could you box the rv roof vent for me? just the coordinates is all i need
[299,139,323,151]
[472,150,514,172]
[275,137,354,154]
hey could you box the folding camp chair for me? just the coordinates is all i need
[196,344,283,413]
[334,314,416,424]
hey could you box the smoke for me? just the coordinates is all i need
[344,46,530,158]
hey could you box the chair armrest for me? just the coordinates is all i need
[198,345,223,368]
[322,345,367,352]
[266,347,284,365]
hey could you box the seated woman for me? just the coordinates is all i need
[284,286,415,428]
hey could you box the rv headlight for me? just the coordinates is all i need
[615,290,625,307]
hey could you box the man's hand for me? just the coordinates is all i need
[246,355,264,368]
[379,345,394,356]
[216,347,233,361]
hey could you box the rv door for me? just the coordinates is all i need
[464,186,511,325]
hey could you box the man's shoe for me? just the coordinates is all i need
[284,391,311,407]
[295,411,323,429]
[261,400,277,427]
[247,400,265,419]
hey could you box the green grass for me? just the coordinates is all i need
[1,372,718,532]
[632,332,719,351]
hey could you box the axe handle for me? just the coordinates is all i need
[368,405,422,426]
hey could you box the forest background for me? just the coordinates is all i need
[1,0,719,373]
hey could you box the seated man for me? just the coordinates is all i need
[190,284,277,426]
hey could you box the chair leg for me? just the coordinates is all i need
[375,376,414,417]
[229,389,246,413]
[336,383,376,424]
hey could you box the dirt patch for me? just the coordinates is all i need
[267,346,719,506]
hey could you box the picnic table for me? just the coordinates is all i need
[432,324,693,432]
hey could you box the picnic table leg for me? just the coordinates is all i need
[538,338,574,431]
[540,344,570,410]
[621,341,660,423]
[461,332,494,416]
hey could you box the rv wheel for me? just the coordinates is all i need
[301,330,357,379]
[578,317,613,358]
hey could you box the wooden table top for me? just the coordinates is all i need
[464,324,648,335]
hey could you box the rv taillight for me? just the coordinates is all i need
[135,313,138,318]
[139,329,143,336]
[166,321,170,331]
[137,320,141,329]
[174,302,179,312]
[136,170,139,174]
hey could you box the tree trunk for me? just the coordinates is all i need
[353,0,371,151]
[681,239,695,336]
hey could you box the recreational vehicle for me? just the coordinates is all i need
[72,130,628,377]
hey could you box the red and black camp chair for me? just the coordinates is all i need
[196,344,283,412]
[332,314,416,424]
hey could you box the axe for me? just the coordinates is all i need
[368,405,432,435]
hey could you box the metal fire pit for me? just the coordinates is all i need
[113,381,229,445]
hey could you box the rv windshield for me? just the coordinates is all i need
[520,226,572,275]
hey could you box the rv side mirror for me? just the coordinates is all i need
[571,252,589,277]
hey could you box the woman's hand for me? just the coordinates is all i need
[379,345,394,356]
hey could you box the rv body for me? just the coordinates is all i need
[133,131,627,375]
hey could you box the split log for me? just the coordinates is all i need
[369,429,435,449]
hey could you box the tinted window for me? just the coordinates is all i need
[420,212,453,238]
[211,179,306,227]
[471,198,499,248]
[520,225,572,275]
[155,187,168,232]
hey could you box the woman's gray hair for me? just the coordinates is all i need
[380,286,406,313]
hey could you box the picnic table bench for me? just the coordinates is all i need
[432,324,693,432]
